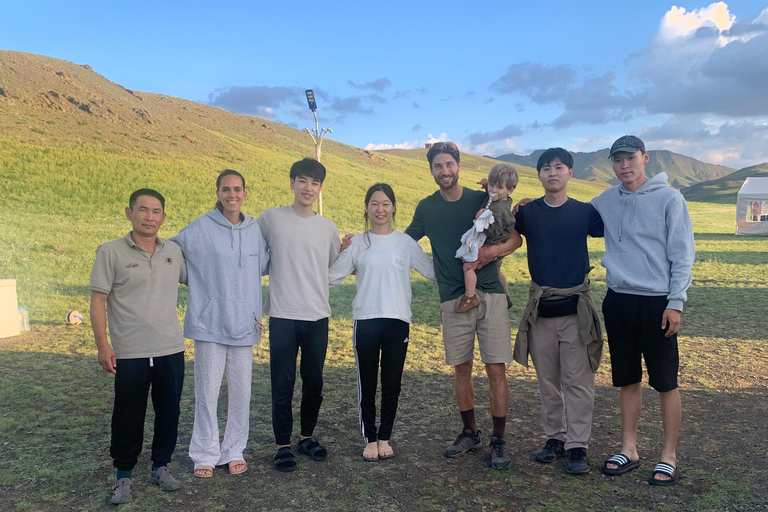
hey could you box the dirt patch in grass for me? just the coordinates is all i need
[1,328,767,512]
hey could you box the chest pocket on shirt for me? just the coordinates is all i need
[391,252,406,272]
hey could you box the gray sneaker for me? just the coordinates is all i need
[535,438,565,463]
[566,448,590,474]
[489,436,511,470]
[110,478,132,505]
[148,466,181,491]
[444,429,482,458]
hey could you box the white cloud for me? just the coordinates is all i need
[465,138,523,157]
[487,2,768,166]
[657,2,734,42]
[759,7,768,24]
[641,114,768,167]
[427,133,449,143]
[490,2,768,123]
[630,3,768,117]
[364,140,422,150]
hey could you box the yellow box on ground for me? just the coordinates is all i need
[0,279,21,338]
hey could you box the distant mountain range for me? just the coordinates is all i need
[680,163,768,204]
[493,149,738,189]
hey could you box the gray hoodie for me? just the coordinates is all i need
[171,209,269,346]
[591,172,694,311]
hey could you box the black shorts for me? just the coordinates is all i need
[602,289,679,392]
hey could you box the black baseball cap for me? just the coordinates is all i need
[609,135,646,158]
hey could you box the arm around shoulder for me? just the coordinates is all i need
[256,211,270,242]
[408,237,436,281]
[476,230,522,267]
[328,237,357,286]
[588,204,604,238]
[254,224,270,276]
[329,222,341,264]
[404,201,425,241]
[177,247,188,285]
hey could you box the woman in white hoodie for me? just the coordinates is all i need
[172,170,269,478]
[329,183,435,461]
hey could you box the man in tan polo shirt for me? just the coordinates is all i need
[90,188,187,505]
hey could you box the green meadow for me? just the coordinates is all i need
[0,134,767,511]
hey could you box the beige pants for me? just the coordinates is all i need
[528,314,595,450]
[440,290,512,366]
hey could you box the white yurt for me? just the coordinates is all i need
[736,177,768,236]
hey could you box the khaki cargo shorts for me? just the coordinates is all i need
[439,289,512,366]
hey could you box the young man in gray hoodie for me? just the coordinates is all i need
[591,135,695,486]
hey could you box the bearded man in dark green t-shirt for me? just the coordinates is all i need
[405,142,522,470]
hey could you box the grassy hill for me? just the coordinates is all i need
[495,148,738,188]
[681,163,768,204]
[0,50,608,324]
[2,51,768,512]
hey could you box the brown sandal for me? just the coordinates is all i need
[194,465,214,478]
[228,460,248,475]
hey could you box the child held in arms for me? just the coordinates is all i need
[455,164,518,313]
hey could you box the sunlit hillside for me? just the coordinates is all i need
[0,50,612,324]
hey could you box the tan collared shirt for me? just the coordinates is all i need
[90,232,187,359]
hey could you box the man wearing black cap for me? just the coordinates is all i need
[591,135,695,486]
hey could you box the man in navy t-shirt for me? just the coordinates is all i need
[512,148,604,474]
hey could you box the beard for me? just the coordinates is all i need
[433,172,458,191]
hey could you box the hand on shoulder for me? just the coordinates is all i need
[513,198,534,214]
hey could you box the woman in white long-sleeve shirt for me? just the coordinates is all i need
[329,183,435,461]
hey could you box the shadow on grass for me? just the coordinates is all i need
[571,283,767,343]
[49,284,91,297]
[694,232,768,242]
[1,329,767,512]
[683,286,768,341]
[695,251,768,265]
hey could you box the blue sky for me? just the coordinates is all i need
[2,1,768,168]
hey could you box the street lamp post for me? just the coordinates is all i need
[303,89,332,216]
